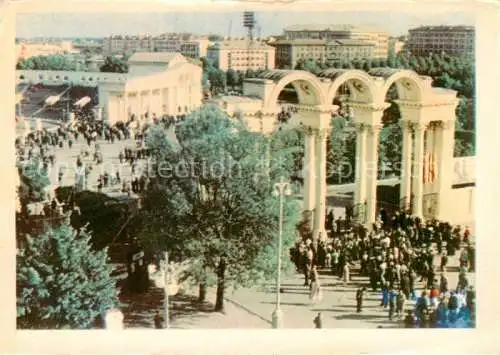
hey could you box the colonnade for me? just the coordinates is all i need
[109,86,187,124]
[297,99,458,241]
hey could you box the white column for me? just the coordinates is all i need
[365,124,382,226]
[400,120,413,211]
[435,120,456,220]
[354,123,368,223]
[411,122,427,218]
[303,127,316,212]
[313,128,328,241]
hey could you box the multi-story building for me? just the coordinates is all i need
[405,25,475,57]
[282,24,389,58]
[326,39,375,62]
[273,39,326,68]
[207,40,275,71]
[103,34,211,59]
[103,35,154,54]
[272,38,376,68]
[180,39,210,59]
[16,42,76,60]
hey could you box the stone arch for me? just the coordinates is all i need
[264,70,327,107]
[370,68,425,102]
[323,69,377,104]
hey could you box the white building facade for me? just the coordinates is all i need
[16,52,203,125]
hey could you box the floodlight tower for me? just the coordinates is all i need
[243,11,256,42]
[243,11,256,72]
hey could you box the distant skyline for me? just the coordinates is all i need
[16,11,475,39]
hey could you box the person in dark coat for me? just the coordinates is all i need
[313,312,322,328]
[356,287,366,312]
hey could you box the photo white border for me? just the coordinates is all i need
[1,1,499,354]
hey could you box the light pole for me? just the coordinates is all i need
[162,251,170,329]
[271,176,292,329]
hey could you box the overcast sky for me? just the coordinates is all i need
[16,11,475,38]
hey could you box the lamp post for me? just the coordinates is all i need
[271,176,292,329]
[162,251,170,329]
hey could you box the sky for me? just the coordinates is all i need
[16,11,475,38]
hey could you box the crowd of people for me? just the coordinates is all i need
[290,208,475,328]
[16,111,185,215]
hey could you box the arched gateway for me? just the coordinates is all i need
[215,68,459,240]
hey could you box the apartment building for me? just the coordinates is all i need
[103,35,154,54]
[273,38,375,68]
[207,40,275,71]
[326,39,375,61]
[405,25,475,57]
[282,24,389,58]
[180,39,210,59]
[103,34,210,59]
[273,39,326,68]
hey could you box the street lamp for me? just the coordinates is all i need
[271,176,292,329]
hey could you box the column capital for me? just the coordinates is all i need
[354,122,367,133]
[367,124,383,135]
[301,125,316,137]
[411,121,428,132]
[399,120,413,131]
[314,127,330,140]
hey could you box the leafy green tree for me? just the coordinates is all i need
[100,55,128,73]
[140,105,301,311]
[17,158,51,209]
[206,67,226,95]
[226,68,240,90]
[17,54,86,71]
[17,222,120,329]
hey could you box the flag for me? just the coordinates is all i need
[429,153,437,183]
[423,152,430,184]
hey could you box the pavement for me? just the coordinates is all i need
[45,125,475,329]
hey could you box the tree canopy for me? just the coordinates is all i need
[99,55,129,73]
[140,105,301,311]
[17,222,120,329]
[17,54,88,72]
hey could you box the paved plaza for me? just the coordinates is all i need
[39,122,474,329]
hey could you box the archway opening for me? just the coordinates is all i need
[327,83,356,186]
[270,82,304,184]
[377,83,404,215]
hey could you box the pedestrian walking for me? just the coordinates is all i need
[356,287,365,313]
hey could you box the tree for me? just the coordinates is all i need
[100,55,128,73]
[17,54,85,71]
[206,67,226,95]
[226,68,240,90]
[18,158,51,209]
[17,222,120,329]
[140,106,301,311]
[208,34,224,42]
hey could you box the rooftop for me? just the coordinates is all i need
[327,39,376,46]
[273,39,327,46]
[409,25,475,32]
[283,24,386,33]
[208,40,274,50]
